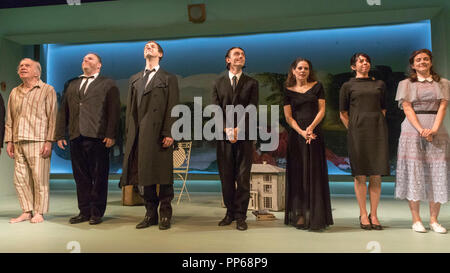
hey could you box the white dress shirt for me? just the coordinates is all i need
[228,71,243,86]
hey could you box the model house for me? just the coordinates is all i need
[249,162,286,211]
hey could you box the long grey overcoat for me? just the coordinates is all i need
[120,68,179,187]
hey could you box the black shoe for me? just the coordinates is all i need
[236,219,248,231]
[89,216,102,225]
[295,224,308,230]
[218,215,234,226]
[295,217,307,230]
[359,216,372,230]
[159,217,171,230]
[136,216,158,229]
[368,214,383,230]
[69,215,90,224]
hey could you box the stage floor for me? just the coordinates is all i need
[1,182,450,253]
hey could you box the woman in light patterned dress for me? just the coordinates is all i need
[395,49,450,233]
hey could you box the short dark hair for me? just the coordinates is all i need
[350,52,371,67]
[225,47,245,70]
[146,41,164,60]
[408,48,440,82]
[87,52,102,64]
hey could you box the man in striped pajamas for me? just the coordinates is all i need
[4,58,57,224]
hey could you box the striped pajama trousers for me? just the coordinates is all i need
[13,141,51,214]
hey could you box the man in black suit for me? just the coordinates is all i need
[55,53,120,225]
[212,47,259,231]
[120,41,179,230]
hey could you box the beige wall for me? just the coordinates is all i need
[430,9,450,130]
[0,39,23,197]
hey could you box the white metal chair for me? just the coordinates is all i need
[173,141,193,204]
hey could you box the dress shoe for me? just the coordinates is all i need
[69,215,90,224]
[430,222,447,234]
[295,224,307,230]
[218,215,234,226]
[359,216,372,230]
[295,217,307,229]
[412,221,427,233]
[89,216,102,225]
[159,217,171,230]
[236,219,248,231]
[136,216,158,229]
[368,214,383,230]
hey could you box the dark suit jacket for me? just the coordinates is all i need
[212,73,259,140]
[120,68,179,187]
[0,93,5,148]
[55,75,121,141]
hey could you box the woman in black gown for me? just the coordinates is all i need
[339,53,389,230]
[283,57,333,231]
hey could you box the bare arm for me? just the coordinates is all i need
[402,101,425,134]
[339,111,349,129]
[284,105,307,140]
[306,99,325,134]
[429,99,448,135]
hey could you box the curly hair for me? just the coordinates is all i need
[408,49,440,82]
[285,57,316,88]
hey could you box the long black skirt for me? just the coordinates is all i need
[284,126,334,231]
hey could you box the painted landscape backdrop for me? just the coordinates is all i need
[46,20,432,175]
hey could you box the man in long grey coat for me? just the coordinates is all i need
[120,41,179,230]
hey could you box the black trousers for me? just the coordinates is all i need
[70,135,109,218]
[140,185,174,219]
[129,135,174,220]
[216,140,254,220]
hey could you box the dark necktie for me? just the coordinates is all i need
[79,76,94,97]
[232,75,237,93]
[143,68,156,88]
[138,68,156,107]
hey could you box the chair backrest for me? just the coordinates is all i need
[173,141,192,170]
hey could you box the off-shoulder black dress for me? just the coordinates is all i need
[284,82,333,230]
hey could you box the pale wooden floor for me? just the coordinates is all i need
[1,181,450,253]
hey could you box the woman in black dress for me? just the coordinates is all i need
[283,57,333,231]
[339,53,389,230]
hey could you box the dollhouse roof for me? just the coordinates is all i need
[251,163,285,173]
